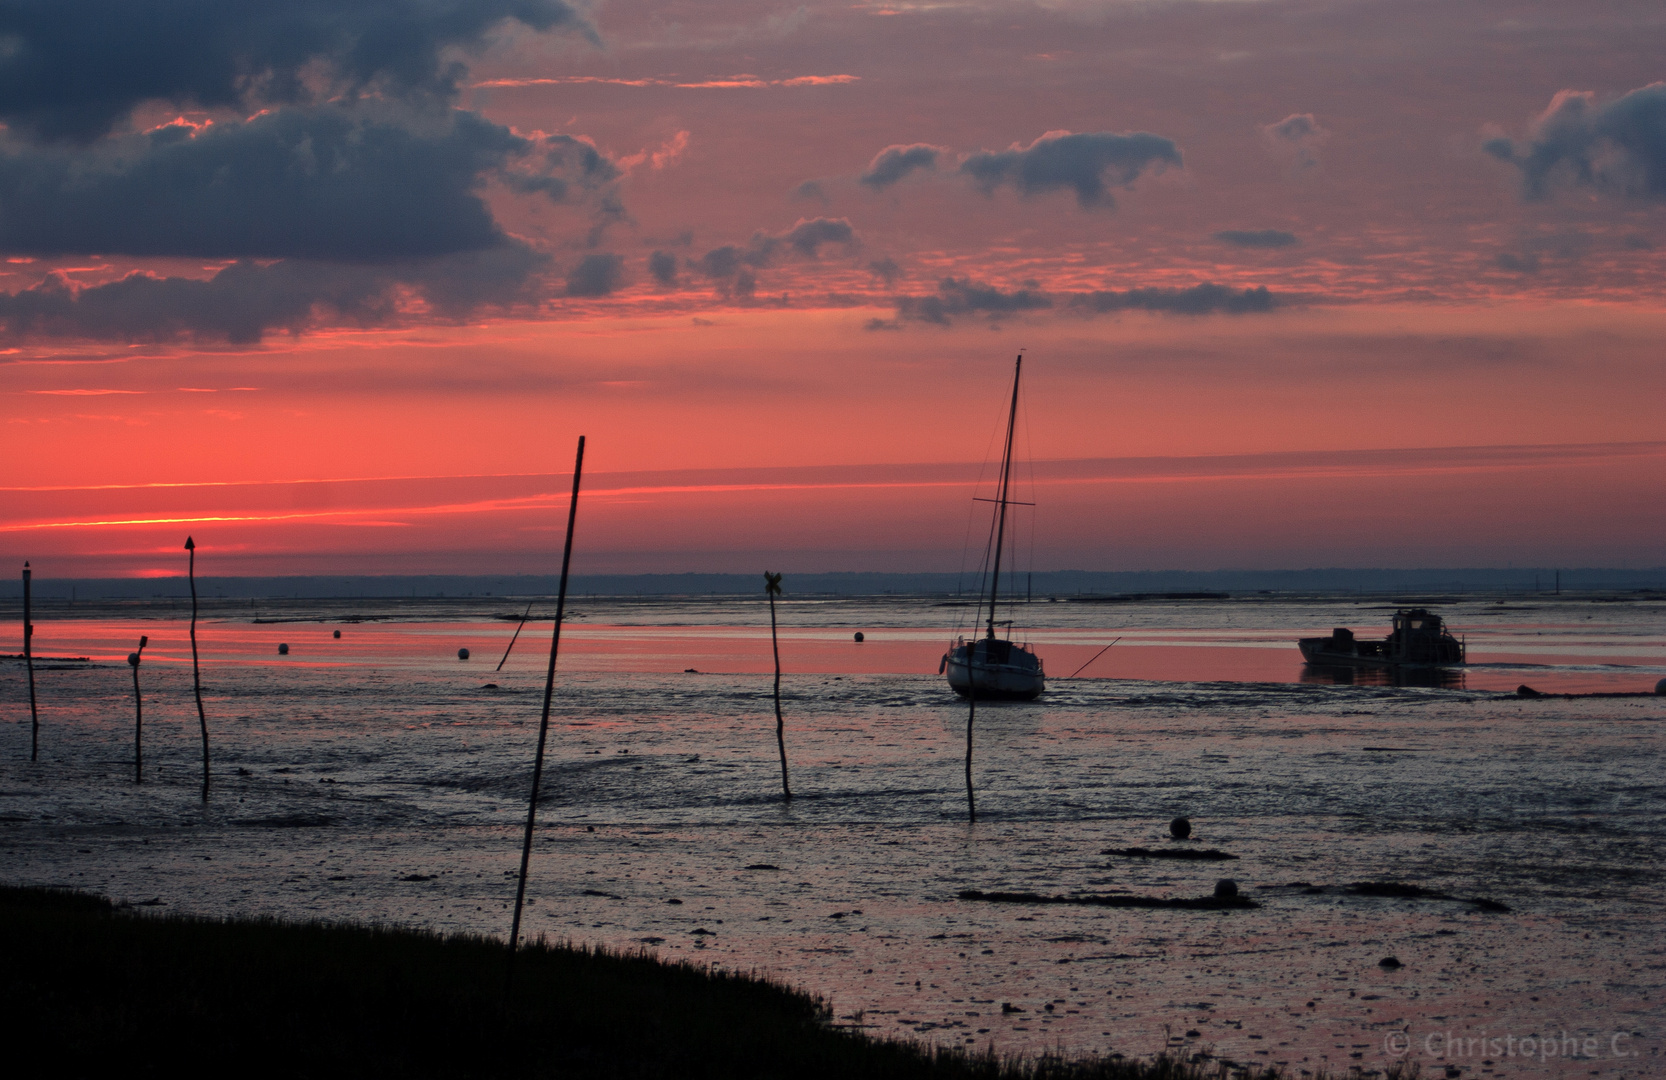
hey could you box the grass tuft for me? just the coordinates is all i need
[1,886,1327,1078]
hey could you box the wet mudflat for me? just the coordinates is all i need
[2,593,1661,1077]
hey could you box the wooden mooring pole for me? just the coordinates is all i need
[128,636,148,783]
[23,562,37,761]
[186,537,210,801]
[507,435,586,988]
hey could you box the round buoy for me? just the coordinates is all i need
[1656,678,1666,695]
[854,631,865,643]
[127,652,141,667]
[1169,817,1192,840]
[333,629,341,639]
[278,643,289,655]
[1214,879,1238,899]
[458,647,470,660]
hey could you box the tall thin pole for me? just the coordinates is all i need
[128,636,148,783]
[186,537,209,801]
[765,572,791,800]
[23,563,37,761]
[508,435,586,981]
[496,599,536,672]
[964,681,976,822]
[985,355,1023,641]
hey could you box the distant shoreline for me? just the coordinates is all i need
[4,567,1665,602]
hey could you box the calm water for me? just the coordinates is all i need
[2,593,1662,1078]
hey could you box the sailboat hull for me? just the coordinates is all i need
[943,639,1046,700]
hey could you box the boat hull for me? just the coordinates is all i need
[944,639,1045,700]
[1298,610,1465,669]
[1297,638,1448,667]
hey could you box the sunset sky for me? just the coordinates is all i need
[3,0,1664,578]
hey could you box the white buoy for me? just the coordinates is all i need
[458,647,470,660]
[278,643,289,655]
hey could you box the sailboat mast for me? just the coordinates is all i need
[986,354,1022,640]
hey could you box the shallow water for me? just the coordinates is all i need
[2,593,1661,1077]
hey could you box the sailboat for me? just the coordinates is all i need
[940,355,1046,700]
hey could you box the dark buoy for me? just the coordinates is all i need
[277,643,289,655]
[333,629,341,639]
[1214,879,1238,899]
[853,631,864,642]
[1379,956,1403,969]
[127,652,141,667]
[1170,817,1192,840]
[1655,678,1666,695]
[458,647,470,660]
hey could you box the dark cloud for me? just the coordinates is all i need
[0,245,548,344]
[0,2,631,339]
[565,253,623,297]
[584,191,631,248]
[1495,252,1541,274]
[780,217,856,257]
[891,278,1278,326]
[411,244,549,316]
[694,217,859,297]
[1067,284,1279,315]
[859,144,941,189]
[1261,113,1328,169]
[1214,229,1299,248]
[791,179,828,204]
[648,250,679,286]
[1486,82,1666,200]
[0,107,609,262]
[506,133,621,200]
[693,243,756,298]
[0,0,591,143]
[697,245,747,280]
[958,131,1181,208]
[895,278,1052,325]
[867,257,901,286]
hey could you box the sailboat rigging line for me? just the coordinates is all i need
[1068,638,1121,679]
[1021,376,1038,624]
[955,402,1006,615]
[984,354,1023,642]
[968,505,998,643]
[495,598,536,671]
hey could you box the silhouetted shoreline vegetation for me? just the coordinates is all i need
[0,885,1318,1079]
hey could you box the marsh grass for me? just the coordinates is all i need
[0,886,1371,1079]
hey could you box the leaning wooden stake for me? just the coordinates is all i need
[508,435,586,986]
[765,571,791,801]
[23,563,38,761]
[128,635,148,783]
[495,598,536,672]
[185,537,210,801]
